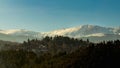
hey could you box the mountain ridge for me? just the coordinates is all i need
[43,25,120,37]
[0,25,120,42]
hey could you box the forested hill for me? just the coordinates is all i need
[0,36,120,68]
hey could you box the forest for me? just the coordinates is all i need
[0,36,120,68]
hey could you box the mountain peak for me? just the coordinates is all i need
[44,24,120,37]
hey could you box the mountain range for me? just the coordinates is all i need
[0,25,120,43]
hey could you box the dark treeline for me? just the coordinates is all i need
[0,36,120,68]
[22,36,89,55]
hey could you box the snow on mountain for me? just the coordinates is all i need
[44,25,120,38]
[0,25,120,42]
[84,33,105,37]
[0,29,21,34]
[42,26,82,37]
[0,29,42,37]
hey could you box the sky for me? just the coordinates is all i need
[0,0,120,32]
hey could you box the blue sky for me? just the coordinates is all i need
[0,0,120,32]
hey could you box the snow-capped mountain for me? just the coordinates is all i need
[0,25,120,43]
[44,25,120,37]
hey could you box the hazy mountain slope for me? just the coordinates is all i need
[80,34,120,43]
[0,29,42,42]
[0,25,120,42]
[0,33,40,43]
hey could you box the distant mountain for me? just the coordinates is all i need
[43,25,120,42]
[44,25,120,37]
[0,25,120,43]
[0,29,43,42]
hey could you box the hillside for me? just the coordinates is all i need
[0,36,120,68]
